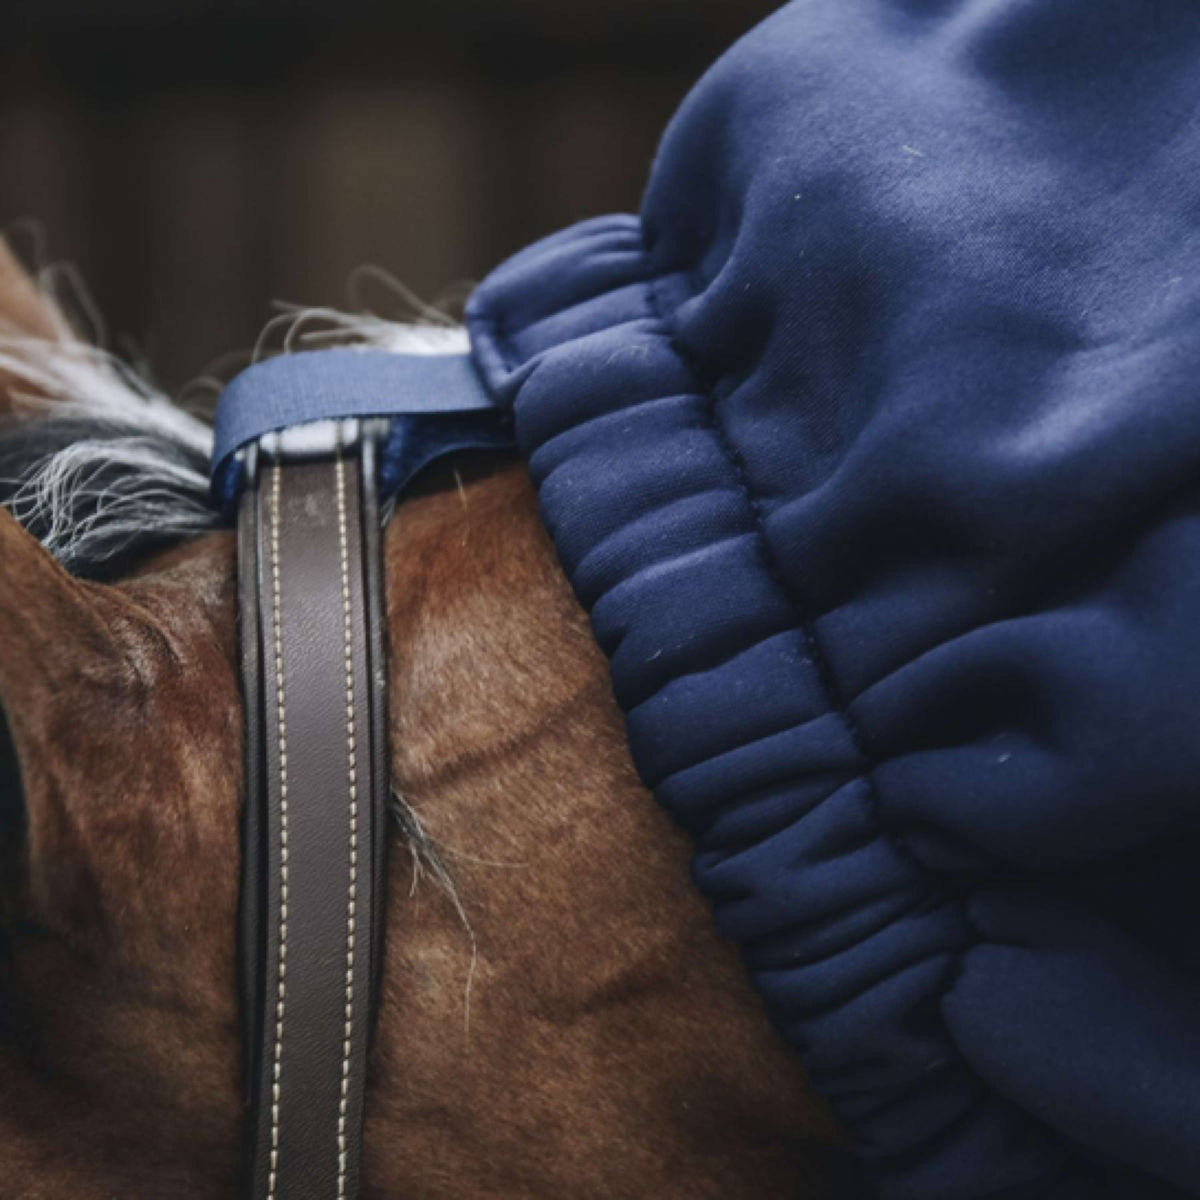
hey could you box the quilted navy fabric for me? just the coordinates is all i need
[466,2,1200,1196]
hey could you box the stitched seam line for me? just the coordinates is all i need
[627,244,1092,1185]
[637,251,977,986]
[267,465,289,1200]
[644,272,933,861]
[334,447,360,1199]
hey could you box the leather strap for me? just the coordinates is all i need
[238,419,389,1200]
[221,347,507,1200]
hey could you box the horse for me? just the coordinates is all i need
[0,239,856,1197]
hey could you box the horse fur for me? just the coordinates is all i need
[0,243,850,1199]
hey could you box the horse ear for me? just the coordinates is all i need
[0,239,62,341]
[0,238,69,415]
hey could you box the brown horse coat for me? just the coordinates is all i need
[0,247,847,1198]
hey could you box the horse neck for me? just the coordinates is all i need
[369,459,837,1197]
[0,455,837,1198]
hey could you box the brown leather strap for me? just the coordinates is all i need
[238,420,390,1200]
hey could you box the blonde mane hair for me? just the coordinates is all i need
[0,260,467,576]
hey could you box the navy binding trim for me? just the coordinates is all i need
[210,349,510,515]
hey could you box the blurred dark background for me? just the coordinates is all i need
[0,2,778,390]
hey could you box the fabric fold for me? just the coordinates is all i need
[466,3,1200,1195]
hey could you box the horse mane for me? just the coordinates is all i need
[0,282,469,579]
[0,283,473,906]
[0,338,216,579]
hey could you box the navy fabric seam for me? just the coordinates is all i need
[741,887,951,972]
[632,221,1038,1164]
[470,253,665,385]
[638,228,957,908]
[474,306,518,376]
[692,770,863,862]
[645,701,853,797]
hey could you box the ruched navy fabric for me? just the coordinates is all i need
[466,2,1200,1196]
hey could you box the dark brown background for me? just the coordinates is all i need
[0,1,777,389]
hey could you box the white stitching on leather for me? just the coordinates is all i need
[267,464,289,1200]
[334,446,360,1198]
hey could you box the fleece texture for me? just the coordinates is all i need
[465,1,1200,1196]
